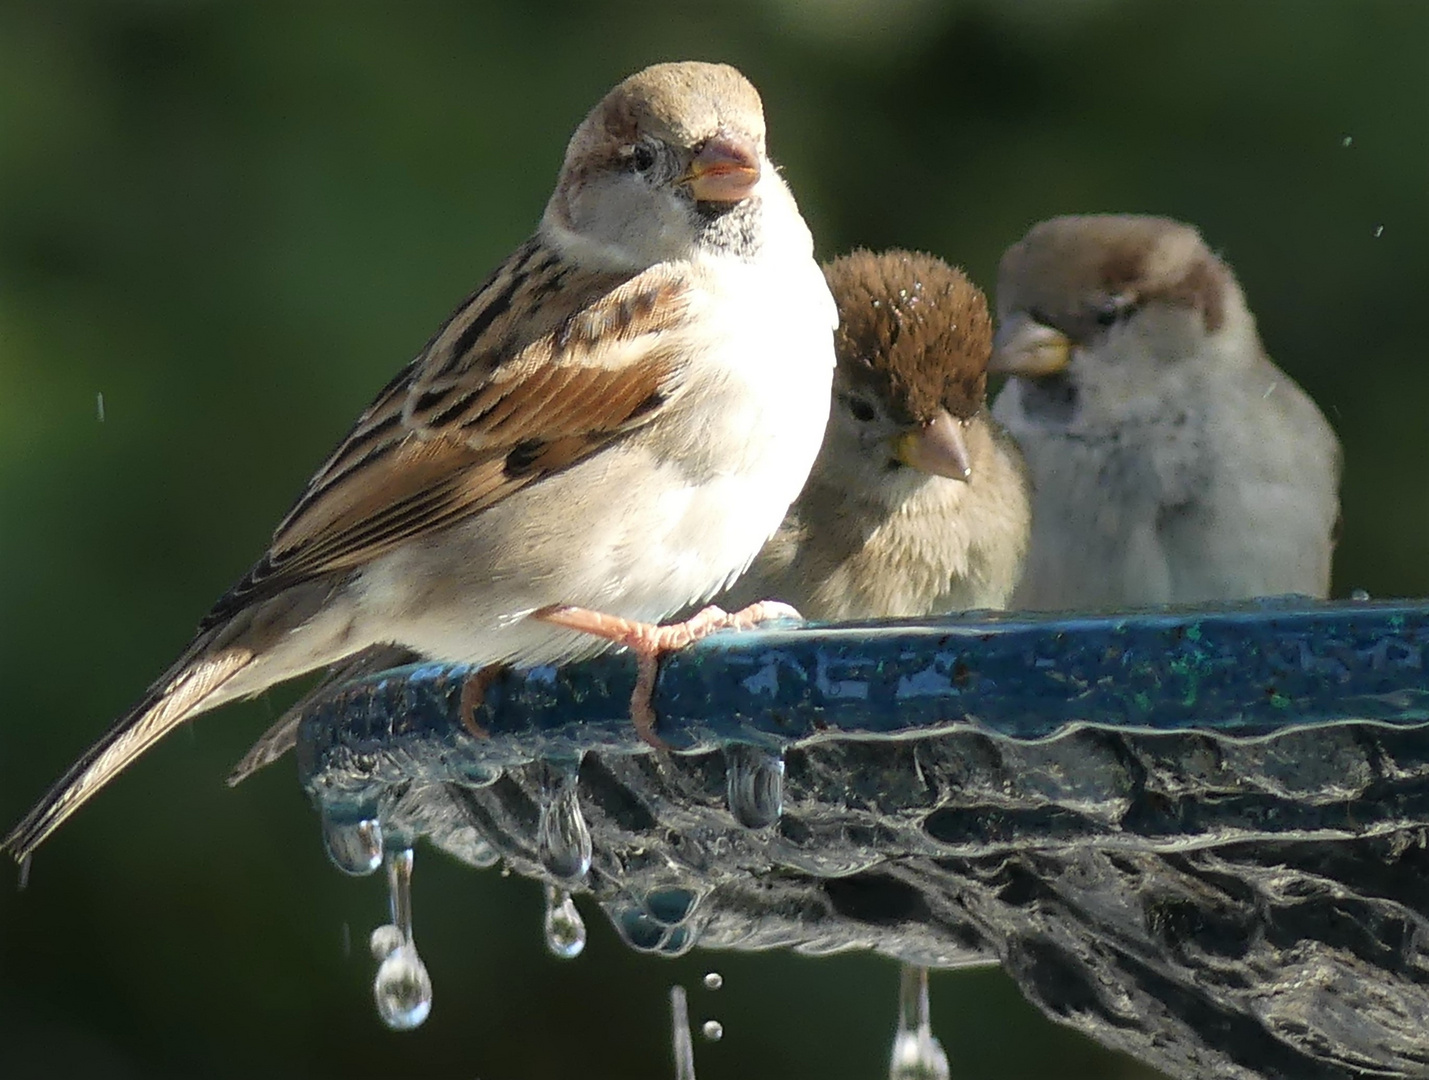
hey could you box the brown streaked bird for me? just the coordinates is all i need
[720,250,1031,620]
[990,214,1341,610]
[5,61,836,861]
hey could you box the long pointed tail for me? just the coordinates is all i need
[3,645,255,862]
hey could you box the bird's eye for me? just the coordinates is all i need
[1094,295,1138,328]
[846,396,877,423]
[629,143,658,173]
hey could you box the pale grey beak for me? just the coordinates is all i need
[893,409,973,482]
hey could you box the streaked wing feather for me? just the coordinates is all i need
[203,240,693,627]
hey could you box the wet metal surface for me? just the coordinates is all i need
[295,598,1429,1080]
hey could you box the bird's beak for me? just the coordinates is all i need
[683,133,761,203]
[989,314,1072,377]
[893,409,973,482]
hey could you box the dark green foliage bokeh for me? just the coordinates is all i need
[1,2,1424,1078]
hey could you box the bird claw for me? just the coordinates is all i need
[533,600,803,747]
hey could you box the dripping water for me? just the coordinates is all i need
[536,758,592,881]
[888,964,949,1080]
[371,846,432,1030]
[543,884,587,959]
[670,985,697,1080]
[320,805,383,876]
[725,744,785,829]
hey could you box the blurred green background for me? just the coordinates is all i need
[1,1,1425,1077]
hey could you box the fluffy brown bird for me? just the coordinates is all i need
[990,214,1341,609]
[5,61,835,860]
[722,250,1031,620]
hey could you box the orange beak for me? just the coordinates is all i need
[683,133,761,203]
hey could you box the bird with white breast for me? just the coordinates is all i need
[4,61,836,861]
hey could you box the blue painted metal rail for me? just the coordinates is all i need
[297,597,1429,784]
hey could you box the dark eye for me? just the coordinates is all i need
[1094,295,1137,327]
[630,143,658,173]
[846,397,876,423]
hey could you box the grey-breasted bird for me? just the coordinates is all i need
[991,214,1341,610]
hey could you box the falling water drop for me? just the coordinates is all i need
[371,847,432,1031]
[701,1020,723,1042]
[536,760,592,881]
[670,986,697,1080]
[320,806,384,876]
[888,964,950,1080]
[543,885,587,959]
[1341,135,1353,148]
[702,972,723,991]
[369,923,405,960]
[1373,224,1385,238]
[725,744,785,829]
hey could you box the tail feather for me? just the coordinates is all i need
[226,643,416,787]
[3,647,255,862]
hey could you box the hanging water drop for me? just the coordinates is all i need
[703,972,723,991]
[1350,588,1371,601]
[320,806,383,876]
[369,923,405,960]
[670,985,698,1080]
[888,964,950,1080]
[374,945,432,1031]
[371,846,432,1031]
[725,744,785,829]
[536,761,592,881]
[701,1020,723,1042]
[543,885,587,959]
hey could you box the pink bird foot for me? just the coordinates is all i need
[532,601,802,748]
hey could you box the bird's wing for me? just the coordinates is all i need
[203,238,696,628]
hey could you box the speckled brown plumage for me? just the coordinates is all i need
[824,249,993,422]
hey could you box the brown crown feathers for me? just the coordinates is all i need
[823,249,993,423]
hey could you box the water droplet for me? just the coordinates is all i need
[371,846,432,1031]
[703,972,723,991]
[96,392,105,422]
[662,926,693,956]
[670,986,697,1080]
[1373,224,1385,238]
[320,807,383,876]
[536,761,592,881]
[888,964,949,1080]
[646,887,698,926]
[374,945,432,1031]
[370,924,405,960]
[701,1020,723,1042]
[340,921,352,958]
[1351,588,1371,601]
[543,885,587,959]
[612,900,666,952]
[725,745,784,829]
[1341,135,1353,148]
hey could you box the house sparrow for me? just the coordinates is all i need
[4,61,835,860]
[990,214,1341,609]
[720,250,1031,620]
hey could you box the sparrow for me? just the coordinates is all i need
[5,61,836,860]
[720,250,1031,620]
[990,214,1341,609]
